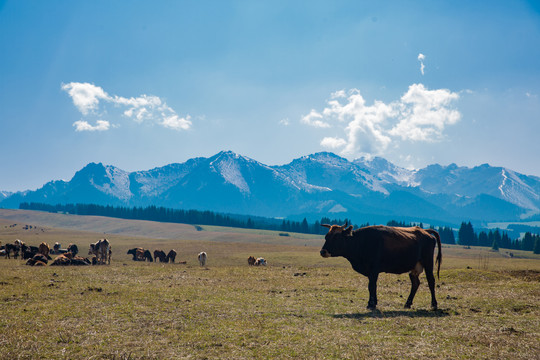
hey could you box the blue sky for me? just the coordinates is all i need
[1,1,540,192]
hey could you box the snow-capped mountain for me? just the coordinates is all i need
[2,150,539,224]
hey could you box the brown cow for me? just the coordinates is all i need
[248,256,256,266]
[38,242,50,258]
[154,250,167,263]
[166,249,177,263]
[320,224,442,310]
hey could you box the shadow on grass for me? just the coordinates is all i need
[332,308,452,320]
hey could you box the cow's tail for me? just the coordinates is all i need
[427,229,442,279]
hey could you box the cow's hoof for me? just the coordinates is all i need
[404,303,412,309]
[366,304,377,311]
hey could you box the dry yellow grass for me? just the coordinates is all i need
[0,210,539,359]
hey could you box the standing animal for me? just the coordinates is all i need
[320,224,442,310]
[143,249,153,262]
[248,256,256,266]
[67,244,79,256]
[166,249,177,263]
[127,248,144,261]
[38,242,50,257]
[198,252,207,266]
[154,250,167,263]
[255,257,267,266]
[88,239,111,265]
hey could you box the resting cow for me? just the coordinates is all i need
[320,224,442,310]
[255,257,266,266]
[166,249,177,263]
[198,252,207,266]
[67,244,79,256]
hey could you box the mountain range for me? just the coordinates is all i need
[2,151,539,225]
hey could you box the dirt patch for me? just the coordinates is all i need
[501,270,540,282]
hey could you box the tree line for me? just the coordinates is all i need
[19,202,540,253]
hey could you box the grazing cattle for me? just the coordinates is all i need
[248,256,256,266]
[143,249,153,262]
[255,257,267,266]
[4,243,19,259]
[154,250,167,263]
[127,248,143,261]
[21,244,41,260]
[67,244,79,256]
[320,224,442,310]
[38,242,50,257]
[166,249,177,263]
[88,239,111,265]
[198,252,207,266]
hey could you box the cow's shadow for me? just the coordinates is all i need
[332,308,452,320]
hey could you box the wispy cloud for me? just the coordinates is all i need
[73,120,111,132]
[302,84,461,158]
[418,53,425,75]
[62,82,192,131]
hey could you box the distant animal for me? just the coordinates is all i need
[25,253,49,266]
[166,249,177,263]
[320,224,442,310]
[127,248,144,261]
[52,242,68,254]
[255,257,266,266]
[88,238,111,265]
[50,252,73,266]
[21,244,41,260]
[127,247,151,261]
[154,250,167,263]
[143,249,153,262]
[4,243,19,259]
[0,248,6,258]
[198,252,207,266]
[67,244,79,256]
[248,256,256,266]
[38,242,50,257]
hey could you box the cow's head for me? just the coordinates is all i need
[88,243,95,255]
[320,223,353,258]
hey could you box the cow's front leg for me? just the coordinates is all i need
[367,273,379,310]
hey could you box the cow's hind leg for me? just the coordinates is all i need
[426,270,437,310]
[367,273,379,310]
[405,273,420,308]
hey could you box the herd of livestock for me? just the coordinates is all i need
[0,238,267,268]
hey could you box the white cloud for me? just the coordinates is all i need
[418,53,426,75]
[389,84,460,141]
[301,109,331,128]
[302,84,461,158]
[61,82,109,115]
[161,114,192,130]
[320,137,347,149]
[73,120,110,132]
[62,82,192,131]
[279,118,290,126]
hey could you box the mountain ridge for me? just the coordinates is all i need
[1,150,538,224]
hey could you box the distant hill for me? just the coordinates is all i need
[2,151,540,224]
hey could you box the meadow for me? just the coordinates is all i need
[0,210,539,359]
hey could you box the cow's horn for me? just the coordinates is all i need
[321,224,331,228]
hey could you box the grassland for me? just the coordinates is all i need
[0,210,539,359]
